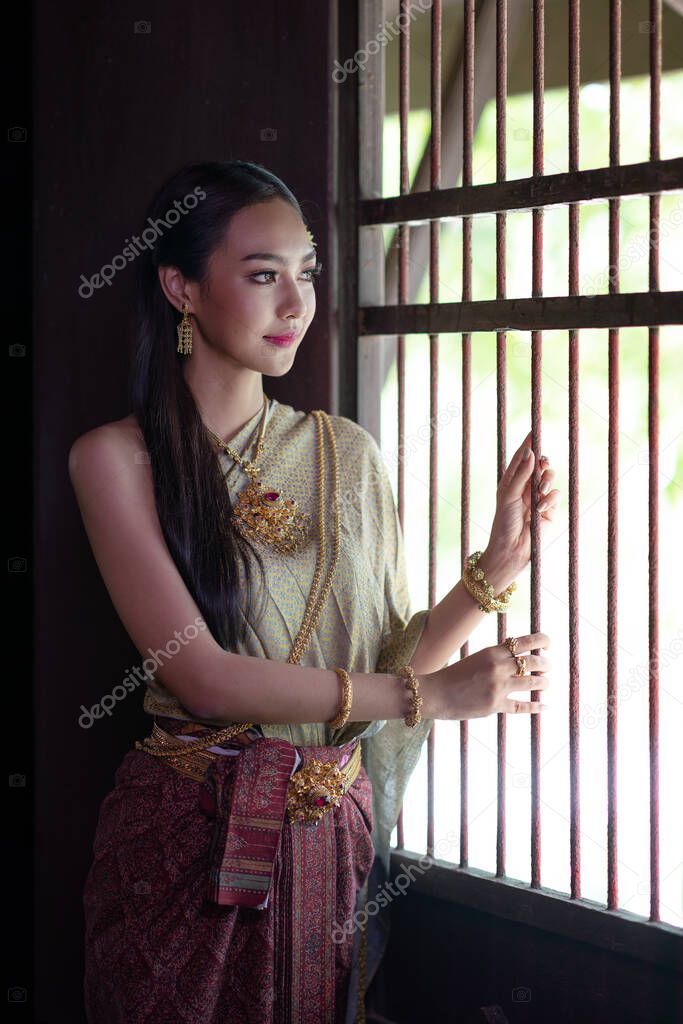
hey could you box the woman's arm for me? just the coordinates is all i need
[409,548,512,676]
[68,424,446,726]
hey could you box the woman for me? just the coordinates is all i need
[69,160,560,1024]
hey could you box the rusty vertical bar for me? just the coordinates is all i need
[567,0,582,902]
[648,0,661,924]
[529,0,545,890]
[606,0,621,913]
[495,0,509,880]
[459,0,475,870]
[426,0,442,860]
[396,0,410,852]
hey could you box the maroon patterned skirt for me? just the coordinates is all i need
[83,719,375,1023]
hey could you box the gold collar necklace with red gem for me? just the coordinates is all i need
[205,395,311,554]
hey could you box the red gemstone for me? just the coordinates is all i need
[263,491,279,502]
[315,797,327,807]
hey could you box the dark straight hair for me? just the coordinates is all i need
[128,159,309,651]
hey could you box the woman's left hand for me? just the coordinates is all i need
[480,430,561,586]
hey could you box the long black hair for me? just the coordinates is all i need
[128,160,309,651]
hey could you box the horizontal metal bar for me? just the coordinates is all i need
[360,157,683,224]
[358,291,683,335]
[390,851,683,970]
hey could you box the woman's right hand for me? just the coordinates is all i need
[426,632,552,720]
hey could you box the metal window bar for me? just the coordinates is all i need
[426,0,442,861]
[568,0,582,906]
[394,0,411,852]
[530,0,545,894]
[356,0,683,927]
[647,0,662,925]
[607,0,621,915]
[459,0,474,871]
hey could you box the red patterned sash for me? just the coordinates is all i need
[201,737,299,908]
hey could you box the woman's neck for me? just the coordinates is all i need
[183,364,265,444]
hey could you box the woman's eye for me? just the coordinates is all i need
[250,264,323,285]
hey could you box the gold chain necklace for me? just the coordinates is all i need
[137,408,341,753]
[286,411,340,665]
[206,395,311,555]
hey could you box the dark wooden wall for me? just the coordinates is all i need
[34,2,340,1019]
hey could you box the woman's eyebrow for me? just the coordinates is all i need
[240,249,317,265]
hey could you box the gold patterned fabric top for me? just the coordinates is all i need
[142,397,434,872]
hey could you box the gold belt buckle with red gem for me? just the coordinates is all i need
[286,757,346,825]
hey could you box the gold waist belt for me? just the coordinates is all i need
[136,722,363,825]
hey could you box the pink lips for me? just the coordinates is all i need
[264,332,298,347]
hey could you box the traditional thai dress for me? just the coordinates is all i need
[83,397,434,1023]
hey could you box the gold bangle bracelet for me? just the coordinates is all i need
[462,550,517,613]
[328,667,353,729]
[399,664,423,728]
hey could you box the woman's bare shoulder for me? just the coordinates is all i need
[68,413,148,485]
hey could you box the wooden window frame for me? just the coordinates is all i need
[335,0,683,969]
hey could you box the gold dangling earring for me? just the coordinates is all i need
[176,302,193,355]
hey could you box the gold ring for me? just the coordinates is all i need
[514,655,527,677]
[504,636,519,656]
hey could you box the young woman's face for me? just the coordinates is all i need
[180,196,319,375]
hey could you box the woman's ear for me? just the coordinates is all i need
[157,265,193,314]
